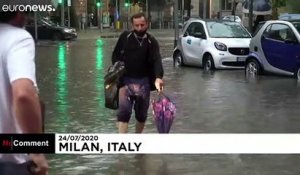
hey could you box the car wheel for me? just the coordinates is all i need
[294,67,300,80]
[52,32,62,41]
[173,51,184,67]
[245,59,261,76]
[203,54,215,71]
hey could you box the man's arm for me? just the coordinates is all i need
[12,79,42,133]
[151,37,164,79]
[112,31,128,64]
[151,37,164,91]
[7,35,42,133]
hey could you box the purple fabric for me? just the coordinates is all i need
[152,93,176,133]
[0,162,33,175]
[117,77,150,123]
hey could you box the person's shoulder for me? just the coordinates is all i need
[120,30,132,38]
[0,24,34,43]
[146,33,158,45]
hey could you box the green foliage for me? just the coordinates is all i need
[286,0,300,13]
[272,0,286,8]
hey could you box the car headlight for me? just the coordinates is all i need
[63,28,72,33]
[214,42,227,51]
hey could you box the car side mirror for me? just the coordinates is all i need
[261,34,267,40]
[193,32,206,39]
[183,32,188,37]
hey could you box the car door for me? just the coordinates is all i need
[277,26,300,72]
[39,24,53,39]
[188,22,206,65]
[181,22,198,65]
[261,23,300,72]
[261,24,286,69]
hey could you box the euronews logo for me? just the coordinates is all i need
[0,0,56,12]
[1,4,56,12]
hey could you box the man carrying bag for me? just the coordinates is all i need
[106,13,164,133]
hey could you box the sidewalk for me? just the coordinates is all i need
[77,28,175,40]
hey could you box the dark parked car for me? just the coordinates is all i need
[25,18,77,40]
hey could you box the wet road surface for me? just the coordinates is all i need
[35,37,300,175]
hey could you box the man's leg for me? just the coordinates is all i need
[135,121,145,133]
[134,90,150,133]
[117,86,133,133]
[118,122,129,133]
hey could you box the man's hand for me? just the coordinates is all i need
[155,78,164,92]
[29,154,48,175]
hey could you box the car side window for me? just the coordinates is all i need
[194,23,205,34]
[262,24,273,38]
[185,22,197,36]
[264,24,297,42]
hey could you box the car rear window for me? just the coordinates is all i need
[206,21,251,38]
[292,22,300,34]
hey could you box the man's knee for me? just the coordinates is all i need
[117,114,131,123]
[135,115,147,123]
[117,107,132,123]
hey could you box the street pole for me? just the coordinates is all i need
[203,0,207,19]
[146,0,148,18]
[115,0,118,29]
[187,0,191,18]
[181,0,184,22]
[127,5,130,30]
[67,6,70,27]
[100,7,103,32]
[148,0,151,29]
[67,0,71,27]
[249,0,253,33]
[98,7,100,29]
[61,0,65,26]
[174,0,179,48]
[233,0,236,22]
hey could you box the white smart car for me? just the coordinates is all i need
[173,19,251,70]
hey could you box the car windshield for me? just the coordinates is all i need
[206,21,251,38]
[292,22,300,34]
[40,18,56,26]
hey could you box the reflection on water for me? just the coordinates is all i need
[35,39,300,175]
[56,42,70,132]
[95,39,105,111]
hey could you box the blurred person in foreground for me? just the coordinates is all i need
[0,11,48,175]
[112,13,164,133]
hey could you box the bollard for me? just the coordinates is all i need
[115,21,121,30]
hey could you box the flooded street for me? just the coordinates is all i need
[36,36,300,175]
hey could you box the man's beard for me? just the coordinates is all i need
[133,30,147,37]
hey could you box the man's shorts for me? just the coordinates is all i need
[0,161,33,175]
[117,77,150,123]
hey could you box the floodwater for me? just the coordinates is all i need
[36,38,300,175]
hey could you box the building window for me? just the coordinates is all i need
[221,0,232,10]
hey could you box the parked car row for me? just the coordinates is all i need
[173,18,300,79]
[25,17,77,41]
[173,19,251,70]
